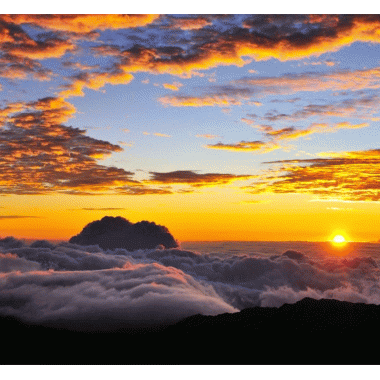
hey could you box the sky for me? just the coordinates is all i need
[1,11,380,242]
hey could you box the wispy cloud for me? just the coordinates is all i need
[79,208,126,211]
[205,140,280,153]
[245,149,380,201]
[0,215,43,219]
[196,134,221,139]
[146,170,254,188]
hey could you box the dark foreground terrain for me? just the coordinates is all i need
[2,297,379,365]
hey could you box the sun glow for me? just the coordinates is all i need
[332,235,346,244]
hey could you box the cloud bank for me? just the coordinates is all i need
[1,230,380,331]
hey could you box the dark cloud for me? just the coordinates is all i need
[88,15,380,82]
[0,252,41,273]
[2,14,380,87]
[69,216,178,251]
[146,170,255,187]
[0,237,25,249]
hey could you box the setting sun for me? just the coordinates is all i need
[332,235,346,244]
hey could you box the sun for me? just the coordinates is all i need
[332,235,346,244]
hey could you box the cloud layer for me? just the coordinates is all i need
[1,232,380,330]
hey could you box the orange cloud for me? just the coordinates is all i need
[4,14,160,34]
[196,134,221,139]
[159,95,242,107]
[90,15,380,79]
[168,16,213,30]
[246,149,380,201]
[0,96,141,195]
[59,71,134,98]
[163,82,183,91]
[260,122,370,141]
[0,14,158,82]
[153,133,171,138]
[3,15,380,84]
[205,141,280,153]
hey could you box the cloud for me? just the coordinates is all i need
[234,67,380,97]
[1,231,380,330]
[246,149,380,201]
[158,95,243,107]
[158,68,380,112]
[195,134,221,139]
[5,14,160,34]
[59,71,134,99]
[3,14,380,86]
[239,200,271,205]
[79,208,126,211]
[205,140,280,153]
[0,14,158,84]
[167,16,213,30]
[0,96,144,195]
[260,96,380,122]
[0,263,236,330]
[69,216,178,251]
[162,82,183,91]
[146,170,255,187]
[0,252,41,273]
[252,122,370,142]
[0,215,43,219]
[153,133,171,138]
[115,186,174,195]
[91,15,380,79]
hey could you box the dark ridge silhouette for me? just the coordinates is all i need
[69,216,178,251]
[2,298,380,365]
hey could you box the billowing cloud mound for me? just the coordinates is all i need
[1,235,380,332]
[69,216,178,251]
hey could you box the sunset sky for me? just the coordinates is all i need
[1,11,380,242]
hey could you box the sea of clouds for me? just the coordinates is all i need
[1,236,380,331]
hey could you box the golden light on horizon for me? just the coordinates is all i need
[332,235,346,244]
[330,234,349,250]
